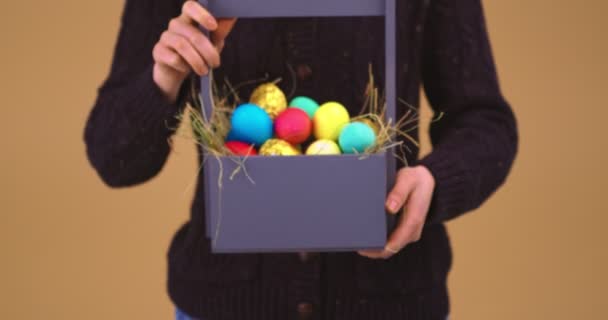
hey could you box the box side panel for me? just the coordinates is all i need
[206,155,387,252]
[205,155,219,238]
[385,0,398,234]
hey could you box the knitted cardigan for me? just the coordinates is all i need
[84,0,518,319]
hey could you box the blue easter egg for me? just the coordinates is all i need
[225,130,238,142]
[230,103,273,146]
[338,122,377,154]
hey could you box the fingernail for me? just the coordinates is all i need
[207,17,217,29]
[384,245,399,254]
[387,200,398,213]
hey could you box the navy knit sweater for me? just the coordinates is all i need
[84,0,518,319]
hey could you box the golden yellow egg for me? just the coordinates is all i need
[259,139,301,156]
[250,83,287,119]
[357,118,380,135]
[306,139,342,155]
[313,102,350,141]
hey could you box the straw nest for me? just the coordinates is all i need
[176,66,421,167]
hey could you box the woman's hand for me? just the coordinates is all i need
[358,165,435,259]
[153,0,236,103]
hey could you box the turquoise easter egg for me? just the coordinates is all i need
[289,96,319,119]
[230,103,273,146]
[338,122,377,154]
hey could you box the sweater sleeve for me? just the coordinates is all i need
[84,0,188,188]
[418,0,519,224]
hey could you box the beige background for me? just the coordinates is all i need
[1,0,607,319]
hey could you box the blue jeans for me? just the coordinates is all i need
[175,309,450,320]
[176,308,449,319]
[175,308,200,320]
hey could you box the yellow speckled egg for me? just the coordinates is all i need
[313,102,350,141]
[250,83,287,119]
[306,139,342,155]
[259,139,301,156]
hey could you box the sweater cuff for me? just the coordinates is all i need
[417,150,474,224]
[127,65,191,132]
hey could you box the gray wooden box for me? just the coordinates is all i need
[199,0,398,253]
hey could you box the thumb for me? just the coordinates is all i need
[211,18,237,46]
[385,170,415,214]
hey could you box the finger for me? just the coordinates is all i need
[385,170,416,214]
[216,40,225,52]
[161,31,208,76]
[357,249,393,260]
[211,18,237,44]
[403,178,434,241]
[181,0,217,31]
[385,185,428,250]
[168,18,220,67]
[153,43,190,74]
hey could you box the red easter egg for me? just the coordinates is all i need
[225,141,258,156]
[274,108,312,144]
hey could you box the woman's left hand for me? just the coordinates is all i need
[358,165,435,259]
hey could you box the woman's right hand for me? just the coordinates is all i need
[153,0,237,103]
